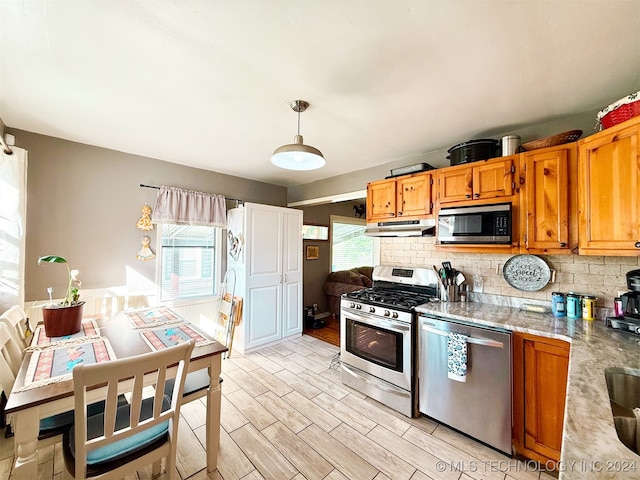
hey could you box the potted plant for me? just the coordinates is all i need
[38,255,84,337]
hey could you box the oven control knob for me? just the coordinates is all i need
[392,312,398,319]
[355,304,361,310]
[384,310,391,317]
[369,306,375,313]
[349,302,355,309]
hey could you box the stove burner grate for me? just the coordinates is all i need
[346,287,438,311]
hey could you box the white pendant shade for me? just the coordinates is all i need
[271,135,326,170]
[271,100,325,171]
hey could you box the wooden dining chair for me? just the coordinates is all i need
[0,305,30,350]
[0,323,22,395]
[62,340,194,480]
[0,323,126,441]
[0,322,27,436]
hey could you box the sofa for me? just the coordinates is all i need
[323,266,373,318]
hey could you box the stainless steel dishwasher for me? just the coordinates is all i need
[418,313,512,455]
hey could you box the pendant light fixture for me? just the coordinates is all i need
[271,100,325,170]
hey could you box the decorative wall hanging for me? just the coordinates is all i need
[136,235,156,261]
[306,245,320,260]
[502,254,551,291]
[136,203,154,231]
[227,230,244,261]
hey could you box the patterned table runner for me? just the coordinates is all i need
[32,320,100,346]
[140,323,214,351]
[126,307,186,329]
[15,337,116,392]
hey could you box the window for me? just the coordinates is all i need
[302,224,329,240]
[330,215,378,272]
[158,224,220,301]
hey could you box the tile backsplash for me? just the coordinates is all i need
[380,237,640,310]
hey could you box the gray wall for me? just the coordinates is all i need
[300,200,366,313]
[288,109,601,204]
[8,129,287,302]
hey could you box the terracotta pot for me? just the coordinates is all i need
[42,302,85,337]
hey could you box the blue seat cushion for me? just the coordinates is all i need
[39,396,128,440]
[65,395,170,466]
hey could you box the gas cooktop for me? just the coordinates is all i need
[345,287,438,311]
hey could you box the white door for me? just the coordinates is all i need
[282,210,303,338]
[244,205,283,348]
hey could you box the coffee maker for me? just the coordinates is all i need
[621,269,640,319]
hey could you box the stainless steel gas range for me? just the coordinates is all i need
[340,265,439,417]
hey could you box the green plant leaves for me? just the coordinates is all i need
[37,255,68,265]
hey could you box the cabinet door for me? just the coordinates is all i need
[244,207,283,348]
[366,179,397,221]
[513,333,569,464]
[522,146,572,252]
[397,172,433,217]
[578,120,640,255]
[438,165,473,203]
[472,158,514,200]
[282,211,303,338]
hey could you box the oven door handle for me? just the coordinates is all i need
[340,364,410,397]
[344,311,411,332]
[421,324,505,349]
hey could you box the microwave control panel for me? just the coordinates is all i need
[494,214,509,235]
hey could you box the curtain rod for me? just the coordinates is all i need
[0,135,14,155]
[139,183,243,205]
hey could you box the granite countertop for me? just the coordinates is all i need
[415,300,640,480]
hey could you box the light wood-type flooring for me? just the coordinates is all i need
[0,334,556,480]
[303,315,340,347]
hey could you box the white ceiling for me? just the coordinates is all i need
[1,1,639,187]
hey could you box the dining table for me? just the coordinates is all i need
[5,306,228,480]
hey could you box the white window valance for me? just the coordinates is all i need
[153,186,227,227]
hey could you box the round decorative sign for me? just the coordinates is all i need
[502,254,551,291]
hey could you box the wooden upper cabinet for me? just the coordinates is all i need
[520,143,577,254]
[438,157,515,204]
[366,172,433,222]
[437,165,473,203]
[578,116,640,255]
[472,157,515,199]
[366,178,397,221]
[397,172,433,217]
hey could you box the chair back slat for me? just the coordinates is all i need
[129,373,145,429]
[153,368,167,418]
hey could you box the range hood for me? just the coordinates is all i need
[365,219,436,237]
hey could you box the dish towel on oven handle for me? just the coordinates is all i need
[447,332,468,382]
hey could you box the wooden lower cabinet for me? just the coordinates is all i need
[512,332,570,464]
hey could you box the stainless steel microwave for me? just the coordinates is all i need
[437,203,512,244]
